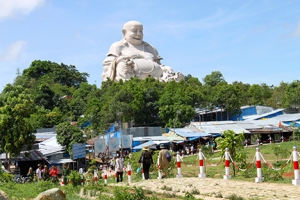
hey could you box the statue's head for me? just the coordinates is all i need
[122,21,143,45]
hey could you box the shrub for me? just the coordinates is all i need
[68,170,83,186]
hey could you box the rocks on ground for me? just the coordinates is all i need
[34,188,66,200]
[0,190,9,200]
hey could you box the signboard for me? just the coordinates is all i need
[121,135,132,149]
[108,138,119,152]
[94,139,106,156]
[72,143,86,159]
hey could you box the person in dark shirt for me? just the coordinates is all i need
[138,146,153,180]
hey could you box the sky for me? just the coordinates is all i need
[1,0,300,92]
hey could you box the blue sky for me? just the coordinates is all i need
[1,0,300,92]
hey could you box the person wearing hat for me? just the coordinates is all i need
[42,165,50,181]
[36,164,42,181]
[138,146,153,180]
[158,144,171,178]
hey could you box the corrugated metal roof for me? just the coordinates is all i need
[162,132,185,141]
[250,118,281,128]
[35,133,56,139]
[272,113,300,122]
[236,121,260,129]
[15,150,48,162]
[173,128,211,137]
[190,121,250,134]
[244,109,284,120]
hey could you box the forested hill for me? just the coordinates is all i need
[1,60,300,156]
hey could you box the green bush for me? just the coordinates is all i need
[0,172,13,183]
[68,170,83,186]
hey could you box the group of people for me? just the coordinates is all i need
[26,164,70,184]
[138,144,171,180]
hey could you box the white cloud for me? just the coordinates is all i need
[0,41,27,61]
[0,0,45,21]
[290,20,300,37]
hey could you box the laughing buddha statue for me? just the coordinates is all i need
[102,21,184,82]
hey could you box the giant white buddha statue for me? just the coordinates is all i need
[102,21,184,82]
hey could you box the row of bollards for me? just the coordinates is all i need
[174,146,300,186]
[81,146,300,186]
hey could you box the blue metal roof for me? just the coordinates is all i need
[173,128,210,138]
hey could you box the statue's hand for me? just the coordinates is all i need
[116,56,129,63]
[116,56,135,67]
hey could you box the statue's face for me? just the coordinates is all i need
[123,23,143,45]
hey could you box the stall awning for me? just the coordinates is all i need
[132,141,170,150]
[48,158,75,164]
[174,128,211,139]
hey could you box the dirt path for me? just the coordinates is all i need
[115,177,300,200]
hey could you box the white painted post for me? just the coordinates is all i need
[292,146,300,186]
[223,148,231,180]
[127,162,131,183]
[255,148,263,183]
[176,151,183,178]
[103,167,108,185]
[198,148,206,178]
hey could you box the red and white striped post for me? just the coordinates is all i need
[142,167,145,180]
[255,147,263,183]
[103,167,108,185]
[127,162,132,183]
[157,165,162,179]
[223,148,231,180]
[61,176,65,186]
[198,148,206,178]
[94,169,98,182]
[176,151,183,178]
[292,146,300,186]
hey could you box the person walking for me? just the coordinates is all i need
[158,144,171,178]
[138,146,153,180]
[115,154,124,182]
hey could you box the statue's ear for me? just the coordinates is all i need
[122,29,126,38]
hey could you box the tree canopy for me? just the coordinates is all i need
[2,61,300,157]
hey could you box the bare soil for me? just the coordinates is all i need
[115,177,300,200]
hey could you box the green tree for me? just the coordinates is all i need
[248,83,273,106]
[203,71,226,87]
[270,81,288,108]
[22,60,89,88]
[34,83,55,110]
[159,80,196,127]
[56,122,86,156]
[215,130,245,176]
[281,81,300,112]
[232,81,251,106]
[0,84,36,156]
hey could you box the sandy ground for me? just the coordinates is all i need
[114,177,300,200]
